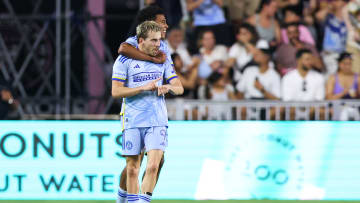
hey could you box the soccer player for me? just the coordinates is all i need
[112,21,183,203]
[118,5,170,64]
[115,5,173,203]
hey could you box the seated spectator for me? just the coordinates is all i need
[275,23,323,76]
[235,48,280,120]
[223,0,261,26]
[168,53,200,99]
[166,53,201,120]
[186,0,233,53]
[198,30,228,80]
[0,75,18,120]
[247,0,282,48]
[343,0,360,73]
[281,5,315,45]
[206,72,236,101]
[326,52,360,120]
[226,23,269,82]
[236,48,281,100]
[206,71,236,120]
[316,0,348,77]
[302,0,318,42]
[282,49,325,101]
[282,49,326,120]
[166,27,193,67]
[326,52,360,99]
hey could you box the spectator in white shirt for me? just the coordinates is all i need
[236,48,280,120]
[282,48,326,120]
[282,48,325,101]
[199,29,228,67]
[226,23,269,83]
[236,48,281,100]
[197,30,229,98]
[166,27,193,67]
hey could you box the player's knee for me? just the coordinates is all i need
[127,165,140,178]
[146,162,159,175]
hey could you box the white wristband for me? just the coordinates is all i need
[8,98,14,105]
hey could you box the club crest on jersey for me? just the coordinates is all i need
[126,141,133,150]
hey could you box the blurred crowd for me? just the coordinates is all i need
[144,0,360,105]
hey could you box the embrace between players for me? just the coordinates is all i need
[111,6,184,203]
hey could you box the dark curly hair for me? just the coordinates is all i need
[128,5,165,36]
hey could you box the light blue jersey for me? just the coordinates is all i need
[112,55,177,129]
[125,36,174,65]
[192,0,226,26]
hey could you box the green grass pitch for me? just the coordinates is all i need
[2,200,360,203]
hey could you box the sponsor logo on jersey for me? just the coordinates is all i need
[133,72,162,82]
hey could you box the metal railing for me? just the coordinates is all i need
[19,99,360,120]
[166,99,360,121]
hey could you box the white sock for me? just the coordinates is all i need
[116,187,127,203]
[127,193,139,203]
[139,193,152,203]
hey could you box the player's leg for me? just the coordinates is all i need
[116,166,127,203]
[118,152,145,202]
[141,154,164,186]
[126,156,141,194]
[120,166,127,189]
[156,155,164,183]
[119,166,127,190]
[122,151,144,191]
[139,126,168,203]
[140,149,163,202]
[122,128,144,203]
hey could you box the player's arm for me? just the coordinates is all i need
[118,42,166,64]
[112,78,162,99]
[157,77,184,96]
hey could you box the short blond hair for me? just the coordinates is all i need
[136,21,162,40]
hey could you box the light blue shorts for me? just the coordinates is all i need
[122,126,168,156]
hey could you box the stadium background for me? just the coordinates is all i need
[1,0,360,203]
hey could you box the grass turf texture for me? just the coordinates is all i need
[2,201,360,203]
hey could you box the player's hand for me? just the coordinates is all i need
[142,77,162,91]
[151,51,166,64]
[157,85,171,96]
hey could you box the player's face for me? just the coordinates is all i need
[142,31,161,56]
[154,14,168,39]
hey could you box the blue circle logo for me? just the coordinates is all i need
[126,141,133,150]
